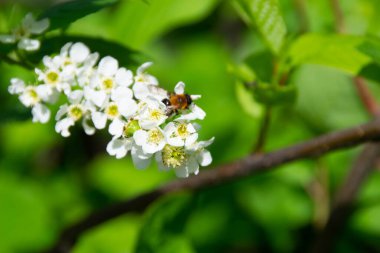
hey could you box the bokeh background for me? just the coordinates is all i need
[1,0,380,252]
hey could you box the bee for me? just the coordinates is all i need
[145,85,193,116]
[162,93,193,116]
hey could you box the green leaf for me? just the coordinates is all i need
[234,0,287,55]
[40,0,118,30]
[235,82,264,119]
[359,63,380,84]
[294,64,369,131]
[109,0,221,49]
[27,35,145,67]
[245,50,274,83]
[357,37,380,65]
[286,34,372,75]
[252,82,297,106]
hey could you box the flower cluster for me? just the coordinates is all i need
[0,13,49,51]
[8,42,213,177]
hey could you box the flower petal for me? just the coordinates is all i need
[98,56,118,76]
[137,62,153,75]
[32,103,50,123]
[131,146,151,169]
[107,138,130,159]
[175,166,189,178]
[133,130,148,146]
[109,117,124,137]
[28,18,50,34]
[197,150,212,167]
[115,68,133,87]
[118,99,138,118]
[18,38,40,51]
[0,34,16,43]
[174,81,185,94]
[92,111,107,129]
[8,78,25,94]
[55,117,75,137]
[111,86,133,101]
[82,117,96,135]
[70,42,90,63]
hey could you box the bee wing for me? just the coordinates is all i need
[147,85,168,101]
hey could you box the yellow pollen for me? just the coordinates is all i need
[136,76,145,82]
[46,71,59,84]
[63,58,72,66]
[150,109,163,120]
[148,129,163,144]
[162,145,186,168]
[26,87,40,105]
[68,105,83,121]
[102,78,114,90]
[106,103,119,118]
[177,124,188,137]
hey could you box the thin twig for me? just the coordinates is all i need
[353,77,380,116]
[253,107,271,153]
[293,0,309,34]
[311,2,380,251]
[0,53,33,70]
[329,0,345,33]
[310,143,380,253]
[44,119,380,253]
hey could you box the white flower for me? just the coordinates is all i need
[106,136,133,159]
[8,79,51,123]
[131,145,152,169]
[133,127,166,154]
[164,122,198,147]
[31,103,50,123]
[136,97,167,129]
[55,90,95,137]
[0,13,49,51]
[176,104,206,121]
[56,42,99,78]
[156,137,214,178]
[8,78,26,95]
[133,62,160,100]
[87,56,133,107]
[134,62,158,85]
[35,57,71,94]
[92,97,137,130]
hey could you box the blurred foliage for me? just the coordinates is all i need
[1,0,380,253]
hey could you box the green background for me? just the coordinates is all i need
[1,0,380,252]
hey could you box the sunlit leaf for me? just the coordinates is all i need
[234,0,287,54]
[110,0,221,49]
[358,37,380,65]
[287,34,371,75]
[235,82,264,119]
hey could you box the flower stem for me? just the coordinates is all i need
[253,106,271,153]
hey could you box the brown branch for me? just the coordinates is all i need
[293,0,309,34]
[353,77,380,116]
[329,0,345,33]
[43,119,380,253]
[310,143,380,253]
